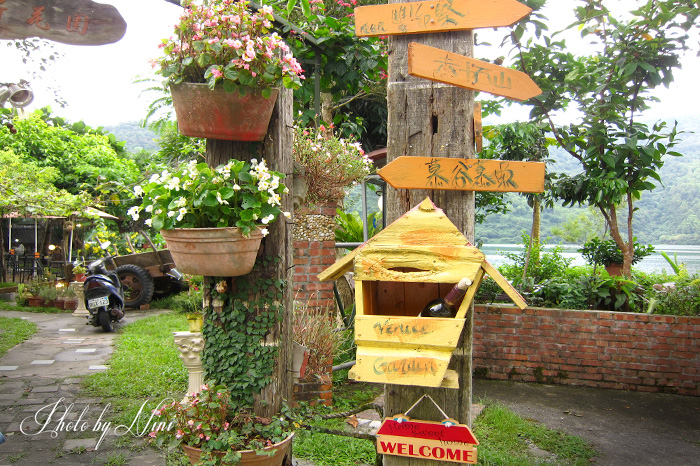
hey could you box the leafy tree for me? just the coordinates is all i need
[510,0,699,276]
[0,108,141,220]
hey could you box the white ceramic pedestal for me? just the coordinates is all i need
[71,281,89,317]
[173,331,205,400]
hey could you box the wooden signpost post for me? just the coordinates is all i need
[408,42,542,101]
[355,0,532,37]
[378,157,545,192]
[351,0,541,464]
[0,0,126,45]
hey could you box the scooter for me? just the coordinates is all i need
[84,254,125,332]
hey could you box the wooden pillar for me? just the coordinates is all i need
[204,88,294,417]
[384,8,476,466]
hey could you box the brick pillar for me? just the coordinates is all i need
[292,203,337,310]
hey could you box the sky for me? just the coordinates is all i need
[1,0,698,128]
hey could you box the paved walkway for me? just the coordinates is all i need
[0,310,165,465]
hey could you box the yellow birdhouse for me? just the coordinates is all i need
[318,197,526,389]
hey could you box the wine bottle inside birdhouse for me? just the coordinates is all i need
[419,278,472,317]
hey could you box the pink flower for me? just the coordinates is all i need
[188,419,195,426]
[176,430,184,439]
[211,68,223,78]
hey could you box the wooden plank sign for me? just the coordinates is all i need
[355,0,531,37]
[378,156,545,193]
[0,0,126,45]
[377,416,478,464]
[474,102,483,153]
[408,42,542,101]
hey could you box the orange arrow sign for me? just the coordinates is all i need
[355,0,531,37]
[408,42,542,101]
[378,156,545,193]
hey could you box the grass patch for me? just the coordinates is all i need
[473,403,596,465]
[0,301,71,313]
[0,316,37,357]
[82,312,188,426]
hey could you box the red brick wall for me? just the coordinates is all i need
[473,304,700,396]
[292,203,337,310]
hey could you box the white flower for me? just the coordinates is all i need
[175,197,187,208]
[127,206,140,221]
[283,211,291,219]
[145,218,153,227]
[261,228,269,237]
[176,207,187,222]
[167,211,176,218]
[261,214,275,224]
[216,192,229,205]
[145,204,154,213]
[134,186,144,196]
[267,193,281,206]
[165,177,181,191]
[233,184,241,191]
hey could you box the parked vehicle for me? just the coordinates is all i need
[112,231,185,308]
[84,254,125,332]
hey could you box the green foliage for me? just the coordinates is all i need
[499,234,573,290]
[334,209,382,247]
[0,316,37,357]
[201,258,285,407]
[579,238,654,267]
[170,281,204,314]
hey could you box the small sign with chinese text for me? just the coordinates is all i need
[0,0,126,45]
[378,156,545,193]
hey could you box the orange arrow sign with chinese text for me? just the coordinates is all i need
[0,0,126,45]
[378,156,545,193]
[408,42,542,101]
[355,0,531,37]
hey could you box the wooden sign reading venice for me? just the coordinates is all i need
[355,0,531,37]
[0,0,126,45]
[377,415,479,464]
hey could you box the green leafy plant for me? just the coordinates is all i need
[156,0,303,96]
[151,383,293,465]
[131,159,289,236]
[334,209,382,247]
[579,238,654,267]
[293,123,372,205]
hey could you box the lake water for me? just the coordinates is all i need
[480,244,700,275]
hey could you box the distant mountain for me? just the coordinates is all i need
[103,121,160,152]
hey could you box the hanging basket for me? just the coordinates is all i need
[160,227,264,277]
[170,83,278,141]
[181,433,293,466]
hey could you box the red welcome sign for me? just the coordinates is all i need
[376,415,479,464]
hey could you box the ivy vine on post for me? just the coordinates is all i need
[201,257,286,409]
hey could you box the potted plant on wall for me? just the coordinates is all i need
[130,159,290,277]
[151,383,293,466]
[155,0,304,141]
[579,237,655,276]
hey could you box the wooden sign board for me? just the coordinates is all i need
[0,0,126,45]
[377,416,478,464]
[355,0,531,37]
[474,102,482,153]
[378,156,545,193]
[408,42,542,101]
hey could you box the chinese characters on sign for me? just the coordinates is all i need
[378,156,546,193]
[0,0,125,45]
[355,0,532,37]
[408,42,542,101]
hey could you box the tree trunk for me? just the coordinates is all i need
[204,88,294,418]
[384,12,475,466]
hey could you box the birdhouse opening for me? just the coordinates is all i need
[359,279,464,317]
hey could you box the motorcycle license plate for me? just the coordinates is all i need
[88,296,109,309]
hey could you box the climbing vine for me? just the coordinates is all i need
[201,256,285,407]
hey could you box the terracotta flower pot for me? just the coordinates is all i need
[170,83,278,141]
[605,263,623,276]
[181,433,293,466]
[160,227,264,277]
